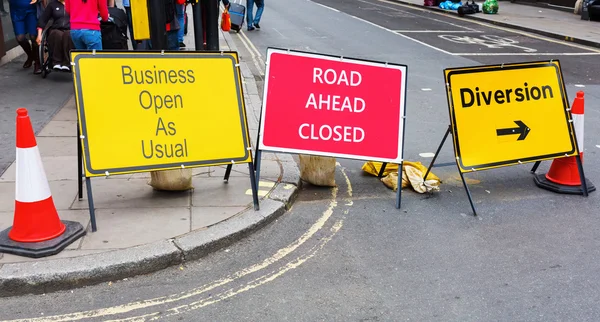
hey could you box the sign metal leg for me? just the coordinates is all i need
[224,164,233,183]
[248,162,260,210]
[77,125,83,200]
[378,163,388,178]
[395,161,403,209]
[575,154,589,197]
[424,126,451,180]
[85,177,97,232]
[459,170,478,216]
[255,150,262,191]
[530,161,541,174]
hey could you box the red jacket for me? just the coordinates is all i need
[65,0,109,31]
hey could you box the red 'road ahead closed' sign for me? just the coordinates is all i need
[258,48,407,163]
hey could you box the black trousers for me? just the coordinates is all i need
[48,29,74,66]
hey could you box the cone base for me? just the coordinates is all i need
[534,173,596,195]
[0,221,86,258]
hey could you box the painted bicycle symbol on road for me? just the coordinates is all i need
[439,34,538,53]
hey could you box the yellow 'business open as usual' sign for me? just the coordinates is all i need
[71,51,252,177]
[444,61,578,173]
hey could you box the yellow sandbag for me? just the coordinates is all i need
[381,171,412,191]
[149,168,193,191]
[362,161,399,177]
[299,155,337,187]
[366,161,441,194]
[362,161,440,182]
[404,165,440,193]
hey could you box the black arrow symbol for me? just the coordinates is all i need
[496,121,530,141]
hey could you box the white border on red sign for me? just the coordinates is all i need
[258,48,407,163]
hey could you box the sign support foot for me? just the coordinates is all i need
[248,162,260,211]
[85,177,97,232]
[254,150,262,191]
[224,164,233,183]
[77,125,83,200]
[576,155,589,197]
[395,161,403,209]
[427,125,477,216]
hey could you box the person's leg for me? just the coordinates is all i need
[25,7,40,73]
[246,0,254,30]
[48,29,63,69]
[70,29,86,50]
[176,3,184,46]
[167,30,179,50]
[124,6,137,49]
[254,0,264,27]
[83,30,103,50]
[61,30,74,68]
[10,8,34,67]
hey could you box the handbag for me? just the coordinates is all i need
[221,9,231,32]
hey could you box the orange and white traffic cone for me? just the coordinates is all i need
[0,108,85,258]
[534,91,596,195]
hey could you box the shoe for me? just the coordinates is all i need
[179,42,186,48]
[247,26,255,31]
[53,64,62,71]
[33,62,42,75]
[23,58,33,69]
[254,23,260,29]
[60,65,70,72]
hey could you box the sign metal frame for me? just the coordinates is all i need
[424,60,589,217]
[445,61,578,173]
[71,50,260,232]
[255,47,409,209]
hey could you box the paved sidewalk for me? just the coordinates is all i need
[394,0,600,47]
[0,26,300,297]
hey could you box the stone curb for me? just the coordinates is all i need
[0,31,302,298]
[392,0,600,49]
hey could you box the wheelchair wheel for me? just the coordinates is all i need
[39,28,51,78]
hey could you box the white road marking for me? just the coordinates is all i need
[348,15,454,55]
[455,52,600,56]
[421,88,432,91]
[394,30,484,33]
[358,0,477,31]
[575,84,586,87]
[375,0,600,53]
[309,0,341,12]
[596,145,600,148]
[419,152,436,158]
[272,28,288,39]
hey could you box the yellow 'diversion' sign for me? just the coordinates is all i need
[445,60,578,173]
[71,51,252,177]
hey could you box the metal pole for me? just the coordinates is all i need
[148,0,167,49]
[192,0,204,50]
[205,0,219,50]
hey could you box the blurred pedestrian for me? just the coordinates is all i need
[65,0,109,50]
[36,0,73,71]
[245,0,263,31]
[9,0,40,73]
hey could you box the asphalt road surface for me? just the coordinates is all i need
[3,0,600,321]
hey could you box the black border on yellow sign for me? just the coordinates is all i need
[71,50,252,177]
[444,60,578,173]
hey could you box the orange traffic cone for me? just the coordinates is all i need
[534,91,596,195]
[0,108,85,258]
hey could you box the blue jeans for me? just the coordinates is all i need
[176,4,185,43]
[71,29,102,50]
[246,0,264,29]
